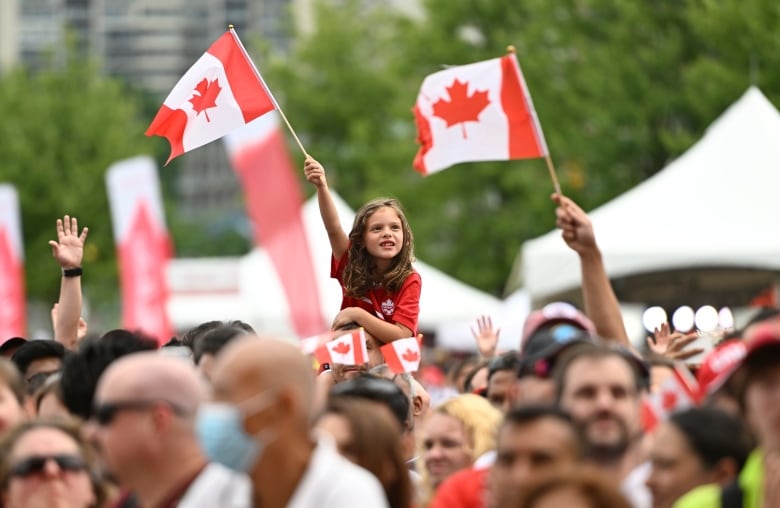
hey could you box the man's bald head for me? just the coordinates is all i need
[96,352,207,416]
[212,336,315,425]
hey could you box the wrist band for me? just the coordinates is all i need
[63,267,83,278]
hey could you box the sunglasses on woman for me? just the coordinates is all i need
[8,454,86,478]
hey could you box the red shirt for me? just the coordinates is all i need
[331,250,421,335]
[430,467,488,508]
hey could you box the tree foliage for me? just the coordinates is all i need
[0,57,151,304]
[260,0,780,295]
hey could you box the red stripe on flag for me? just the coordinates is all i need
[231,128,327,336]
[145,105,188,164]
[0,228,26,338]
[412,104,433,175]
[208,33,275,123]
[500,55,547,159]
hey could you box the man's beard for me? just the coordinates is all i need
[579,411,634,463]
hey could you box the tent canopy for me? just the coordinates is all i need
[511,87,780,307]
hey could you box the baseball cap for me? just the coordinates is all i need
[517,324,592,378]
[0,337,27,357]
[521,302,596,348]
[696,339,747,399]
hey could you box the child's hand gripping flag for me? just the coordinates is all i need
[146,28,276,164]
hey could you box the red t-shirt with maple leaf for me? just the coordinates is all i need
[331,250,421,335]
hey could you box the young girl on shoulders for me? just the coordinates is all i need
[304,156,421,344]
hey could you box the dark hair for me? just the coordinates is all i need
[553,342,646,402]
[180,320,255,353]
[11,340,67,377]
[193,326,251,364]
[329,374,410,430]
[521,469,631,508]
[0,358,25,407]
[488,351,520,381]
[463,360,489,394]
[318,397,412,508]
[502,405,583,457]
[344,197,415,297]
[737,344,780,410]
[668,407,750,471]
[59,329,158,419]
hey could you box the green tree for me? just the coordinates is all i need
[0,56,151,308]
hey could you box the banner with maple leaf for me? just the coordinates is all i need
[381,336,422,373]
[640,363,699,432]
[0,185,26,339]
[413,53,549,175]
[106,156,173,345]
[146,29,276,164]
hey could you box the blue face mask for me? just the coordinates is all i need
[196,395,273,472]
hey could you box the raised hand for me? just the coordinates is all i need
[49,215,88,269]
[552,193,597,255]
[304,156,328,189]
[471,315,500,359]
[646,322,703,361]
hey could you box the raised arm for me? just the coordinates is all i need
[304,156,348,260]
[553,194,633,350]
[48,215,88,350]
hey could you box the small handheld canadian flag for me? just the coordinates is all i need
[300,330,340,356]
[146,28,277,163]
[640,364,700,432]
[381,336,422,374]
[315,329,368,366]
[413,52,548,176]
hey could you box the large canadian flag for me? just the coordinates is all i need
[0,185,26,339]
[413,54,548,175]
[224,113,326,336]
[381,336,422,374]
[106,156,173,345]
[315,329,368,366]
[146,30,276,164]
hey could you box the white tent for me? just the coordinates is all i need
[512,87,780,307]
[168,192,501,344]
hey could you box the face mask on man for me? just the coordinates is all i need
[195,390,275,472]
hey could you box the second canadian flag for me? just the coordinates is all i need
[413,53,548,175]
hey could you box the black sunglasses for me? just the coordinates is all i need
[92,400,185,426]
[9,454,86,478]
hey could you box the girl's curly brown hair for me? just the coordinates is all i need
[343,198,415,297]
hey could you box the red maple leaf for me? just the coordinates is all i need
[189,78,222,122]
[661,391,678,411]
[432,79,491,139]
[402,348,419,362]
[332,341,351,355]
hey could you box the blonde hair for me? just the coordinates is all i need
[419,393,503,502]
[344,198,415,297]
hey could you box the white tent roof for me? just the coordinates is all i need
[515,87,780,303]
[169,192,500,343]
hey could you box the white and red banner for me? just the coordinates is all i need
[315,329,368,366]
[0,185,26,340]
[381,336,422,373]
[413,54,548,175]
[146,30,276,163]
[106,156,173,345]
[641,364,700,432]
[225,113,326,337]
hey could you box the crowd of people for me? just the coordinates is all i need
[0,156,778,508]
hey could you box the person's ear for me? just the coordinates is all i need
[710,457,738,486]
[412,395,424,418]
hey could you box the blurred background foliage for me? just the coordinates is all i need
[2,0,778,312]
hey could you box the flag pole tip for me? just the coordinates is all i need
[506,45,516,54]
[228,24,235,30]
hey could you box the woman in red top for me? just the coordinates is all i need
[305,156,421,343]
